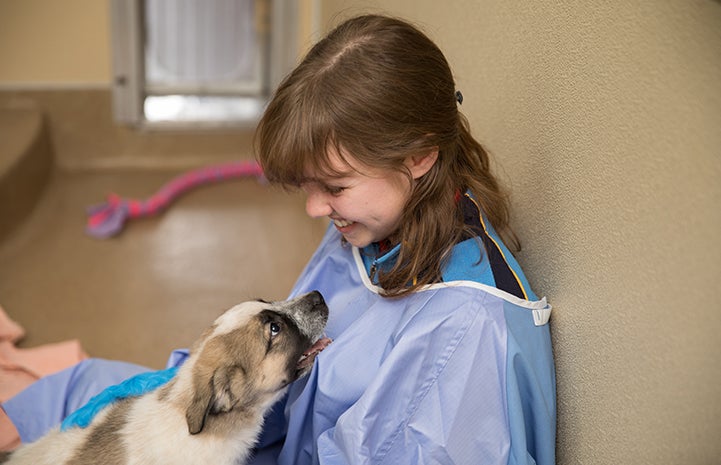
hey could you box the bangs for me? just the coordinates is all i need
[255,83,358,188]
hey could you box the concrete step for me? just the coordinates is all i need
[0,106,53,243]
[0,107,53,241]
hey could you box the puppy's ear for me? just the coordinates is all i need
[186,365,247,434]
[186,372,215,435]
[208,365,243,413]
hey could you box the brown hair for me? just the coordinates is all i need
[255,14,517,297]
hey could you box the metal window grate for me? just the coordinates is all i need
[144,0,266,96]
[110,0,299,127]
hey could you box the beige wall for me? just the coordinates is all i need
[319,1,721,464]
[0,0,111,85]
[0,0,317,86]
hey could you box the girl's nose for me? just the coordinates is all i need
[305,190,333,218]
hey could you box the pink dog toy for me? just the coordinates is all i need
[86,160,265,238]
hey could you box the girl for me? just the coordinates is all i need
[3,14,555,465]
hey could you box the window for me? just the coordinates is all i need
[109,0,303,128]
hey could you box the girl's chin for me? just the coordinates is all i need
[344,238,372,248]
[341,233,370,248]
[337,226,374,248]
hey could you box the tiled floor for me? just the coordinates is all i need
[0,168,327,369]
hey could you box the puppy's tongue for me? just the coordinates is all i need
[298,337,332,369]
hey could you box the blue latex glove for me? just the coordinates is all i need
[60,366,178,431]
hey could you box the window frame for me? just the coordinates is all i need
[109,0,301,129]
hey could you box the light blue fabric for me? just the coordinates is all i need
[2,359,150,443]
[3,222,555,465]
[253,224,555,465]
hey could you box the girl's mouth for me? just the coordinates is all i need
[333,218,355,229]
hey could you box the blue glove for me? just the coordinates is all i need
[60,366,179,431]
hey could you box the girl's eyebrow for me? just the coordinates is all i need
[301,171,354,184]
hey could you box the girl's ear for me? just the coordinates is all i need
[405,149,439,180]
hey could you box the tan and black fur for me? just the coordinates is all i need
[5,291,329,465]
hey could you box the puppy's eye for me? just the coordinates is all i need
[269,322,281,338]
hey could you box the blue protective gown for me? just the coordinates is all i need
[4,196,556,465]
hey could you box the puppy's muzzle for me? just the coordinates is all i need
[288,291,331,376]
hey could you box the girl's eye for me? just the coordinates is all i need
[269,322,281,338]
[323,184,346,196]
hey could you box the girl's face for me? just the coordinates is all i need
[301,148,412,248]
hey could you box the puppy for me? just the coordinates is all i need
[5,291,331,465]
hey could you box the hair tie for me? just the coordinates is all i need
[455,90,464,105]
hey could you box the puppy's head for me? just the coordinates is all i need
[185,291,330,434]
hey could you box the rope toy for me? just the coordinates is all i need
[86,160,265,239]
